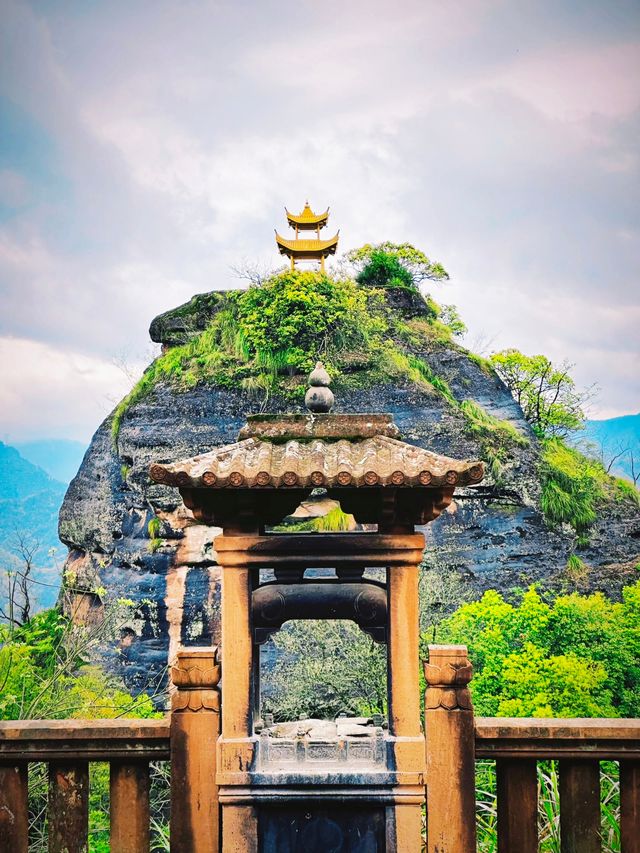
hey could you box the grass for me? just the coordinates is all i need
[379,347,456,402]
[565,553,590,586]
[476,760,620,853]
[459,400,529,488]
[460,400,528,447]
[273,506,355,533]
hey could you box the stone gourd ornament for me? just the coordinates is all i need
[305,361,334,413]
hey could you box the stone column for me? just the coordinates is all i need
[387,564,424,851]
[170,647,221,853]
[387,564,421,738]
[424,645,476,853]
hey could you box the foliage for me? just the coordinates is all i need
[460,400,529,488]
[565,553,589,586]
[232,270,386,376]
[353,249,415,289]
[439,304,467,338]
[540,438,638,536]
[460,400,528,447]
[490,349,591,438]
[428,581,640,718]
[262,620,386,721]
[273,505,356,533]
[0,606,162,720]
[346,242,449,285]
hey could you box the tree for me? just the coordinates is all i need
[346,242,449,288]
[429,581,640,718]
[0,531,40,628]
[262,620,386,720]
[490,349,594,438]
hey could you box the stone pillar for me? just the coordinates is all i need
[220,567,252,740]
[170,647,221,853]
[424,645,476,853]
[387,564,421,738]
[387,564,424,852]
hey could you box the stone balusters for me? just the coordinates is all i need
[170,647,221,853]
[424,645,476,853]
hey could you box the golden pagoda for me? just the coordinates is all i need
[275,201,339,272]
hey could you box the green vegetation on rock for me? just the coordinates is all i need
[490,349,588,438]
[460,399,528,487]
[346,241,449,285]
[540,438,638,536]
[111,266,462,444]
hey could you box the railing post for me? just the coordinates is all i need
[424,644,476,853]
[0,762,28,853]
[110,760,150,852]
[496,758,537,853]
[559,759,601,853]
[620,760,640,853]
[48,761,89,853]
[170,646,221,853]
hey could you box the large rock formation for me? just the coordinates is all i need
[58,287,640,692]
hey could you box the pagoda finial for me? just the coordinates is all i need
[305,362,334,413]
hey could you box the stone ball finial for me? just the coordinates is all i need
[305,361,335,413]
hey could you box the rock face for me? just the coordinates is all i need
[58,291,640,693]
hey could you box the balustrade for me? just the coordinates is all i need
[1,645,639,852]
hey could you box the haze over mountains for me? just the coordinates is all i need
[574,413,640,481]
[0,439,86,610]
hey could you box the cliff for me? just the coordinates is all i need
[58,279,640,692]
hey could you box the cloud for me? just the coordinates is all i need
[0,337,145,443]
[0,0,638,439]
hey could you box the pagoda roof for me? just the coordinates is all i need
[275,232,339,258]
[286,203,329,230]
[149,433,484,491]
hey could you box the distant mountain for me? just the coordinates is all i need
[0,442,66,611]
[15,439,87,484]
[574,413,640,481]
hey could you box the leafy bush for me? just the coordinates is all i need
[429,581,640,718]
[232,270,386,375]
[346,241,449,284]
[354,249,414,289]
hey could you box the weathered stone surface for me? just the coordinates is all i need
[149,291,227,347]
[58,298,640,693]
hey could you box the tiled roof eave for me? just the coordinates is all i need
[149,436,484,491]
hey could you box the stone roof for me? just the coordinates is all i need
[149,434,484,490]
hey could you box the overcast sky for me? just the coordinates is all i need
[1,0,639,443]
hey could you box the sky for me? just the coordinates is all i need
[0,0,639,443]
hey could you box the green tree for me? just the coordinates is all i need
[489,349,592,438]
[262,620,386,721]
[347,242,449,288]
[0,607,160,720]
[429,581,640,718]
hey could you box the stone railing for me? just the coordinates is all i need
[0,644,638,852]
[424,645,640,853]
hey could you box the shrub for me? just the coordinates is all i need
[430,581,640,718]
[355,250,415,289]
